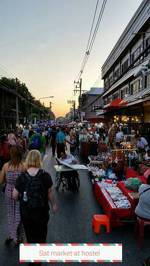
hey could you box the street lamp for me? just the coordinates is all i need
[39,96,54,100]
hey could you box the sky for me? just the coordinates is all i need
[0,0,143,117]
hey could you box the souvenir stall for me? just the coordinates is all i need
[94,181,132,227]
[88,147,149,227]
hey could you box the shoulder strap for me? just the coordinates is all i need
[140,187,150,196]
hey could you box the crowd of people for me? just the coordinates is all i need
[0,121,150,266]
[0,124,79,252]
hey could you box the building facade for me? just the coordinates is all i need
[79,87,104,122]
[101,0,150,124]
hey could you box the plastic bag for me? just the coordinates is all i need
[125,177,142,191]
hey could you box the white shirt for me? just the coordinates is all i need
[116,131,124,142]
[137,137,148,149]
[60,154,76,165]
[144,153,150,161]
[135,184,150,219]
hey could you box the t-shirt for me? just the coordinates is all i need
[56,131,66,144]
[135,184,150,219]
[116,132,124,142]
[15,170,53,214]
[137,137,148,150]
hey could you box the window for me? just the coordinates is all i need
[145,74,150,88]
[112,92,119,100]
[144,37,150,57]
[104,78,109,90]
[145,37,150,48]
[114,67,120,80]
[126,86,130,95]
[109,74,113,86]
[130,79,140,95]
[131,46,142,63]
[121,59,129,74]
[107,96,112,103]
[104,98,108,105]
[120,89,126,99]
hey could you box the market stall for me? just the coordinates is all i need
[94,181,132,227]
[93,165,149,226]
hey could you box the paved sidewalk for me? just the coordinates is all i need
[0,150,149,266]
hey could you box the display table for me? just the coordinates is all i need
[117,181,139,216]
[94,182,132,227]
[125,168,146,183]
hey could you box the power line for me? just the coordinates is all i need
[86,0,100,53]
[88,0,107,52]
[75,0,107,83]
[75,0,100,81]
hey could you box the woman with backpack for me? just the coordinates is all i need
[13,149,57,245]
[0,145,25,245]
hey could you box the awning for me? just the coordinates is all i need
[119,99,128,106]
[105,98,127,109]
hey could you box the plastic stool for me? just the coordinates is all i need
[135,217,150,248]
[92,214,110,234]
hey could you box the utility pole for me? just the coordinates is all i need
[74,78,86,96]
[67,100,76,121]
[74,78,86,121]
[49,102,52,110]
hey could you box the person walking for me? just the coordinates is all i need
[50,126,57,157]
[65,130,71,155]
[56,128,66,158]
[13,150,57,246]
[0,145,24,245]
[39,132,46,159]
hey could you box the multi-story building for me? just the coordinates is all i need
[102,0,150,124]
[79,87,104,122]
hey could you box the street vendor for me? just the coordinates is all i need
[59,152,77,165]
[136,135,149,153]
[144,149,150,161]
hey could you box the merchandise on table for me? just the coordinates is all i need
[100,181,131,209]
[87,165,106,177]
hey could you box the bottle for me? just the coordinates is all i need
[23,191,28,202]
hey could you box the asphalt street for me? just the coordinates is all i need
[0,150,150,266]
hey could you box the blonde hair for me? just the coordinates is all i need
[25,150,42,169]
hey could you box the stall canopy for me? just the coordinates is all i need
[106,98,128,109]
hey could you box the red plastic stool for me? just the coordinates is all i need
[135,216,150,248]
[92,214,110,234]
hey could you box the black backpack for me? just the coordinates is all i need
[20,170,46,216]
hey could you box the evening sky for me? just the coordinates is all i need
[0,0,143,117]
